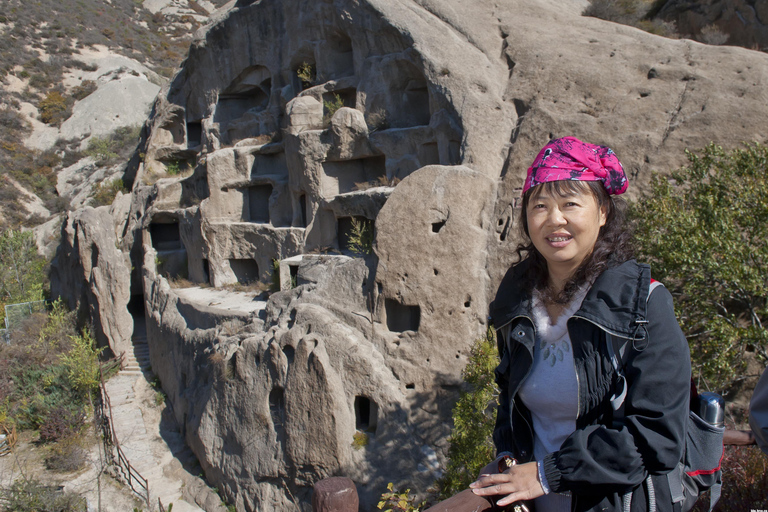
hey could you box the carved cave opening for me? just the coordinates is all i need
[150,222,182,251]
[384,299,421,333]
[322,155,386,196]
[247,184,272,223]
[387,61,431,129]
[269,386,286,445]
[202,258,210,284]
[299,193,308,227]
[187,121,202,148]
[229,258,259,284]
[322,31,354,80]
[354,395,378,434]
[418,142,440,167]
[215,65,272,124]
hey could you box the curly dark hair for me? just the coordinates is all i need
[514,180,634,305]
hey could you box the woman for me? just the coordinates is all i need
[470,137,691,512]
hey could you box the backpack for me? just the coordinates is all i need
[608,280,724,512]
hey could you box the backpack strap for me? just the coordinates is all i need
[609,279,663,512]
[608,279,663,412]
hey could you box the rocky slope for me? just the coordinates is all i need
[42,0,768,510]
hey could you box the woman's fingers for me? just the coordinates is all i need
[469,462,544,504]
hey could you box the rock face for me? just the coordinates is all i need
[51,0,768,510]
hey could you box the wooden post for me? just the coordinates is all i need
[423,489,495,512]
[312,477,358,512]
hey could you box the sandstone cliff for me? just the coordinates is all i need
[51,0,768,510]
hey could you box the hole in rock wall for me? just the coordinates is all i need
[187,121,202,148]
[289,264,298,285]
[269,386,286,441]
[354,396,378,433]
[418,142,440,167]
[283,345,295,366]
[385,299,421,333]
[388,62,431,128]
[150,222,182,251]
[90,244,99,270]
[431,220,446,233]
[337,216,370,252]
[299,193,308,227]
[202,259,210,284]
[247,184,272,223]
[214,65,272,125]
[449,140,462,165]
[322,156,386,196]
[229,259,259,284]
[322,31,354,80]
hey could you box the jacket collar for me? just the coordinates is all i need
[490,259,651,338]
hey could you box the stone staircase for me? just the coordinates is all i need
[122,334,150,375]
[103,328,207,512]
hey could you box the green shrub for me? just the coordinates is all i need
[631,143,768,392]
[71,80,97,101]
[296,62,316,90]
[323,93,344,125]
[60,328,102,397]
[0,478,86,511]
[439,327,498,498]
[38,90,70,125]
[91,178,125,207]
[377,483,425,512]
[45,434,88,472]
[85,125,141,165]
[0,229,46,318]
[346,217,374,256]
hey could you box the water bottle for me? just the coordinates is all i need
[697,391,725,428]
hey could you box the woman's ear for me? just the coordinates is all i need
[598,203,608,227]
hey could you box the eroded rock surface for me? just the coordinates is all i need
[51,0,768,510]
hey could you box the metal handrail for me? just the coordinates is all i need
[98,358,151,508]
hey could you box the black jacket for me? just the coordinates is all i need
[489,259,691,512]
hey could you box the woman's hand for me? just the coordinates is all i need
[469,461,544,507]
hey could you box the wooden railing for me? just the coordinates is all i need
[311,429,757,512]
[0,425,17,457]
[97,359,151,509]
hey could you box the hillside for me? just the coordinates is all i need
[0,0,230,232]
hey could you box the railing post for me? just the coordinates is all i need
[312,477,358,512]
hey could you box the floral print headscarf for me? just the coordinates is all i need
[522,136,628,196]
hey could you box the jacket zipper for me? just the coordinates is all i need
[497,315,536,459]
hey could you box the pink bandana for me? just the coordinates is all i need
[522,137,628,196]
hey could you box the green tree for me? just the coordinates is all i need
[0,229,46,326]
[439,326,499,498]
[631,142,768,392]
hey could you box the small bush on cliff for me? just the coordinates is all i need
[439,326,498,498]
[631,142,768,392]
[91,178,125,207]
[38,90,71,126]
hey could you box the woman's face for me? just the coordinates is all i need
[526,184,607,278]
